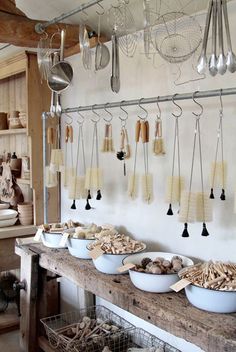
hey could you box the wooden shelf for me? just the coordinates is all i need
[0,128,27,136]
[16,243,236,352]
[0,225,36,239]
[0,305,19,335]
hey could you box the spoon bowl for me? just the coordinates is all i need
[95,42,110,70]
[226,51,236,72]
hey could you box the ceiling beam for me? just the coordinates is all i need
[0,0,26,17]
[0,12,80,48]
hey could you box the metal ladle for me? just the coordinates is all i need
[47,29,73,95]
[209,0,218,76]
[222,0,236,72]
[197,0,213,74]
[216,0,227,75]
[95,12,110,71]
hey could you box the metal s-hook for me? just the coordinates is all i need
[119,100,128,126]
[64,113,73,125]
[96,2,105,15]
[171,94,182,118]
[138,98,148,120]
[76,109,85,124]
[156,96,161,119]
[219,88,223,115]
[91,104,100,123]
[103,103,113,123]
[192,91,203,118]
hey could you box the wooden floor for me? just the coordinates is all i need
[0,304,19,351]
[0,330,19,351]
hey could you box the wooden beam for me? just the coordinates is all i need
[0,12,80,48]
[0,0,26,17]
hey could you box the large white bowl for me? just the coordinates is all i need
[89,244,146,275]
[41,232,67,249]
[0,209,18,220]
[123,252,194,293]
[184,284,236,313]
[67,237,95,259]
[0,203,10,210]
[0,217,18,227]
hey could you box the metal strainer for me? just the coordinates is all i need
[152,11,202,63]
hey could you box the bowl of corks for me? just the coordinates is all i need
[123,252,193,293]
[179,261,236,313]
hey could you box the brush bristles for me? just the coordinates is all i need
[50,149,64,172]
[153,139,165,155]
[61,167,75,188]
[85,168,103,190]
[125,144,131,159]
[128,174,138,199]
[101,138,114,152]
[179,191,196,223]
[196,192,213,222]
[211,162,227,188]
[45,166,57,188]
[166,176,184,203]
[142,173,153,204]
[68,176,86,199]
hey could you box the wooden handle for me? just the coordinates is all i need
[105,124,110,138]
[69,126,73,143]
[135,120,141,143]
[65,126,69,143]
[47,127,54,145]
[156,119,162,138]
[145,121,149,142]
[120,129,125,149]
[141,121,147,143]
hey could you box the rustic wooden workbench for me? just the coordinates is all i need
[15,242,236,352]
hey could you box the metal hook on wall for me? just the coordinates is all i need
[103,103,113,123]
[119,100,128,126]
[192,91,203,118]
[96,2,105,15]
[91,105,100,123]
[64,113,73,125]
[156,96,161,119]
[171,94,182,118]
[219,88,223,114]
[138,98,148,120]
[76,109,85,124]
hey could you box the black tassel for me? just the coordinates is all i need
[85,198,91,210]
[182,223,189,237]
[220,189,226,201]
[201,222,210,236]
[124,162,126,176]
[167,204,173,215]
[71,200,76,210]
[96,190,102,200]
[87,190,92,199]
[209,188,215,199]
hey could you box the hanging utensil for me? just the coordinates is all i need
[209,0,218,76]
[143,0,152,59]
[128,120,140,199]
[217,0,227,75]
[222,0,236,72]
[95,10,110,71]
[111,33,120,93]
[153,99,165,156]
[166,95,184,215]
[116,103,131,176]
[210,90,226,200]
[45,126,58,188]
[48,29,73,94]
[197,0,213,74]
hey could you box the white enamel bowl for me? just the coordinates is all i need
[184,284,236,313]
[41,232,67,249]
[67,237,95,259]
[0,209,18,220]
[0,203,10,210]
[0,217,18,227]
[123,252,194,293]
[89,244,146,275]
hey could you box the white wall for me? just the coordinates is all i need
[59,3,236,351]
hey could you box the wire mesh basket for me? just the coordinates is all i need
[41,305,135,352]
[102,328,181,352]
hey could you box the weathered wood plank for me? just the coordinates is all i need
[0,0,26,17]
[18,243,236,352]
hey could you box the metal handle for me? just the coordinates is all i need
[212,0,217,55]
[202,0,213,55]
[222,0,232,51]
[60,29,66,61]
[13,280,26,291]
[218,0,224,53]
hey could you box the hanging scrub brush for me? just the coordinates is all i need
[50,122,64,173]
[101,123,114,152]
[117,125,131,176]
[85,111,103,210]
[69,122,86,209]
[141,120,153,203]
[210,93,226,200]
[45,126,58,188]
[128,120,140,199]
[166,96,184,215]
[61,125,75,188]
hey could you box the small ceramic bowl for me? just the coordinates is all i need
[67,237,95,259]
[123,252,194,293]
[41,231,67,249]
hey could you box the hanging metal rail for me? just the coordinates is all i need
[35,0,104,34]
[61,87,236,114]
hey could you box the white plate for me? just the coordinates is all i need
[0,217,18,227]
[0,203,10,210]
[0,209,18,220]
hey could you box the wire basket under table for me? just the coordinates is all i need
[40,305,135,352]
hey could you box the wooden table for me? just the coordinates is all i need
[15,242,236,352]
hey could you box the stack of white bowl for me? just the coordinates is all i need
[19,111,27,128]
[0,209,18,227]
[17,202,33,225]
